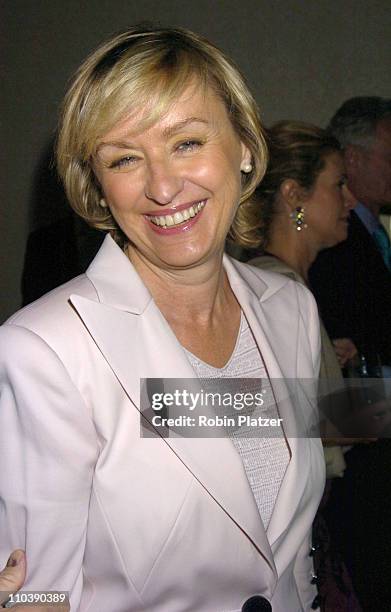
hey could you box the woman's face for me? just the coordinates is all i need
[304,151,355,250]
[93,83,250,271]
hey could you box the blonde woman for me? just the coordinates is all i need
[0,29,324,611]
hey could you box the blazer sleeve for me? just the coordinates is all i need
[297,282,321,379]
[0,324,99,610]
[295,284,323,610]
[293,530,318,610]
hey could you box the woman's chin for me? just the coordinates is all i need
[160,250,214,270]
[144,242,219,271]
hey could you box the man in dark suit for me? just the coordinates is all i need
[309,97,391,367]
[309,97,391,610]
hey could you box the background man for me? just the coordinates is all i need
[309,96,391,369]
[309,97,391,610]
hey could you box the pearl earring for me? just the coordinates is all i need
[99,198,108,208]
[241,162,253,173]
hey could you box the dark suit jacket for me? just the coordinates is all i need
[309,210,391,365]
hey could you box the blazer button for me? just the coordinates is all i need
[241,595,272,611]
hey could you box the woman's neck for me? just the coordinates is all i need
[265,225,319,282]
[127,247,236,325]
[126,247,242,367]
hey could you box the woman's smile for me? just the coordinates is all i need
[144,199,206,233]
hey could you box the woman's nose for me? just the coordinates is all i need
[144,160,184,205]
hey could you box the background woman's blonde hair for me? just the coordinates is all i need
[56,24,268,248]
[251,120,341,250]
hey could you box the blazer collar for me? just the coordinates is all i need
[223,252,290,304]
[85,234,152,314]
[85,234,290,313]
[223,262,315,551]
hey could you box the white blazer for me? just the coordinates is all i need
[0,235,324,611]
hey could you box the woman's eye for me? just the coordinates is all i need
[176,140,203,152]
[110,156,138,170]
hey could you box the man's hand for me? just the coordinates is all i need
[0,550,69,611]
[0,550,26,606]
[333,337,358,367]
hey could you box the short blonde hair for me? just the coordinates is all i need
[56,25,267,247]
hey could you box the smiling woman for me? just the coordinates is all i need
[0,26,325,612]
[92,83,251,272]
[56,27,266,250]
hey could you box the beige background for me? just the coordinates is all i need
[1,0,390,322]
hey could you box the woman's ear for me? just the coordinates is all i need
[279,179,304,211]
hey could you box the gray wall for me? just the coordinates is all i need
[1,0,390,322]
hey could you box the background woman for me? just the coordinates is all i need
[247,121,360,610]
[0,29,324,611]
[248,121,356,378]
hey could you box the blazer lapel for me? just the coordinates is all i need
[70,236,277,583]
[225,256,314,548]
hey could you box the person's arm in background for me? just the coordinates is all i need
[294,284,324,609]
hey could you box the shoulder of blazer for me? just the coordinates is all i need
[350,212,391,276]
[5,236,311,339]
[313,211,391,285]
[349,209,374,242]
[1,273,99,382]
[225,254,318,327]
[3,273,97,338]
[223,253,300,303]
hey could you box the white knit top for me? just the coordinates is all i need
[185,313,289,530]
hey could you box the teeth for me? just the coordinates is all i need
[147,201,205,228]
[173,212,184,224]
